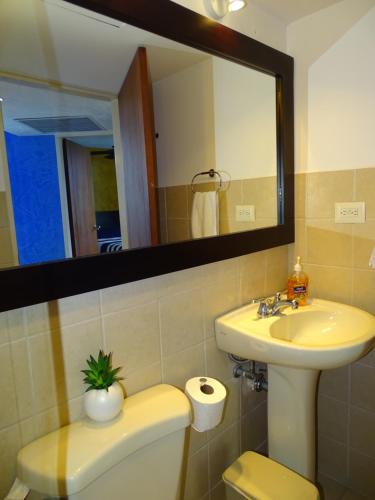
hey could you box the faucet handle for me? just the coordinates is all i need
[252,296,267,304]
[274,290,288,301]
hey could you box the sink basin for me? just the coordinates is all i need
[215,297,375,480]
[215,298,375,370]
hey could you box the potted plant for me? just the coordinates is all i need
[82,350,123,422]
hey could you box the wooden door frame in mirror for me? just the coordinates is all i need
[0,0,294,312]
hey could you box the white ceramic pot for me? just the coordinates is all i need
[84,382,124,422]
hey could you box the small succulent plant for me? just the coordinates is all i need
[82,350,122,392]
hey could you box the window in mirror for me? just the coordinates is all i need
[0,0,279,271]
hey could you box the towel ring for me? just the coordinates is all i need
[191,169,223,193]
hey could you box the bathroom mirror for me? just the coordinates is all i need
[0,0,294,312]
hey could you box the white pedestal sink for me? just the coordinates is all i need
[215,298,375,480]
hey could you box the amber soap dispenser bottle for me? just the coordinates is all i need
[287,256,309,306]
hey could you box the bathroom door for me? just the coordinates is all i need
[63,139,98,257]
[117,47,159,248]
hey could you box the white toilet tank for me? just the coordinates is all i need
[17,384,191,500]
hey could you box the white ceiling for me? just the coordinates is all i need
[252,0,345,24]
[0,0,209,95]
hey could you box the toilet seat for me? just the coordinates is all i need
[223,451,320,500]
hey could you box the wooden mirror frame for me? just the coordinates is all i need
[0,0,294,312]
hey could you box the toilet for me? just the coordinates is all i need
[223,451,320,500]
[17,383,319,500]
[17,384,191,500]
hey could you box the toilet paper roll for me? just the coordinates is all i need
[5,479,30,500]
[185,377,227,432]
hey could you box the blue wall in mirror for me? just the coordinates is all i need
[5,132,65,265]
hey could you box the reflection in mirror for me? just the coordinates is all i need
[0,0,278,270]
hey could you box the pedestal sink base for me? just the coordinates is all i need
[268,365,319,481]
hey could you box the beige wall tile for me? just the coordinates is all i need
[0,424,21,499]
[55,291,101,328]
[166,218,190,243]
[348,450,375,498]
[306,220,353,267]
[239,250,266,303]
[306,170,354,219]
[28,333,58,412]
[203,279,240,339]
[24,303,50,336]
[0,191,10,228]
[208,422,240,488]
[157,187,166,220]
[104,302,161,376]
[10,339,33,420]
[100,276,161,315]
[353,220,375,270]
[6,309,26,341]
[61,319,103,400]
[317,473,346,500]
[211,480,244,500]
[0,312,9,345]
[295,173,306,218]
[351,363,375,412]
[318,395,348,444]
[357,347,375,367]
[242,401,267,452]
[350,406,375,459]
[352,269,375,315]
[304,264,352,304]
[355,168,375,218]
[0,344,18,429]
[206,338,236,381]
[0,227,14,266]
[318,436,348,484]
[208,378,240,440]
[122,362,162,398]
[184,446,209,500]
[293,219,307,263]
[165,185,188,219]
[265,245,289,295]
[243,177,277,219]
[319,366,349,402]
[186,426,207,456]
[219,180,242,221]
[163,343,205,389]
[160,289,204,357]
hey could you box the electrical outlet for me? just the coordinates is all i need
[335,202,365,223]
[235,205,255,222]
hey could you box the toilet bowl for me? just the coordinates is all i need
[17,384,191,500]
[223,451,320,500]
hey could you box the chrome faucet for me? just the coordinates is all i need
[255,291,298,318]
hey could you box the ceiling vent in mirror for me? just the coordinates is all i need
[14,116,105,134]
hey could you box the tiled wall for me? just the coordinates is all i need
[0,191,15,268]
[158,176,277,244]
[0,245,289,499]
[293,168,375,499]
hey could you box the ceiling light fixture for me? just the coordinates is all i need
[204,0,247,19]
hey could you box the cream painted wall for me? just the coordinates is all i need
[154,56,277,187]
[287,0,375,173]
[171,0,287,52]
[213,58,277,179]
[153,59,216,188]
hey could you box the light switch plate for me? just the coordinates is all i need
[335,202,365,223]
[235,205,255,222]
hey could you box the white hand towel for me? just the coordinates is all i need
[191,191,218,238]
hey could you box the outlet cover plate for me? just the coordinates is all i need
[335,202,365,223]
[235,205,255,222]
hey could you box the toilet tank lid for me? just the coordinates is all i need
[17,384,191,497]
